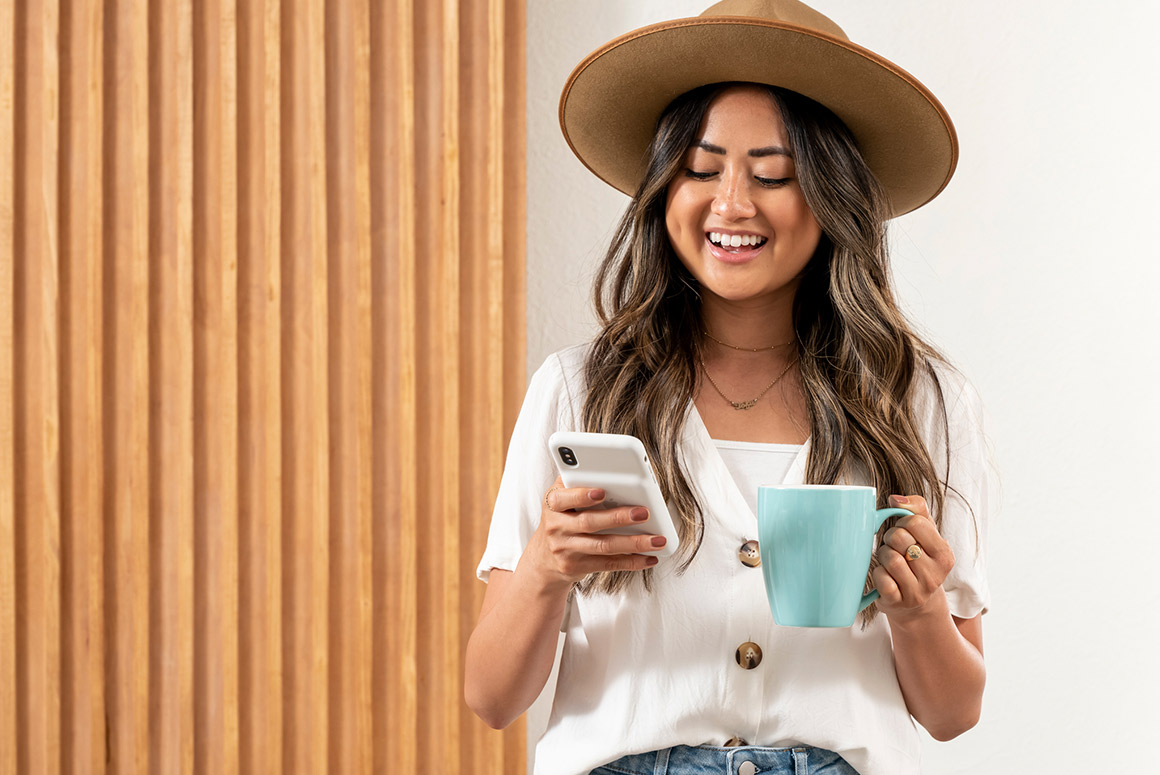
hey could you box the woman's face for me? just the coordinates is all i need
[665,86,822,305]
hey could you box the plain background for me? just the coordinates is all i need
[520,1,1160,771]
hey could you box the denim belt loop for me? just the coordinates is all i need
[653,747,671,775]
[792,747,809,775]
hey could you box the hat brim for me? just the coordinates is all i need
[559,17,958,217]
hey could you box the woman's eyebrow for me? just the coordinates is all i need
[749,145,792,158]
[692,139,792,158]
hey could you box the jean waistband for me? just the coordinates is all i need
[594,743,857,775]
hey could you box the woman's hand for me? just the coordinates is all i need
[524,476,665,587]
[871,494,955,624]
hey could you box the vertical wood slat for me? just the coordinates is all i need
[59,0,107,771]
[108,0,152,770]
[150,0,194,771]
[18,1,63,773]
[460,0,487,764]
[501,0,527,445]
[3,0,524,773]
[440,0,463,758]
[325,0,373,772]
[193,0,241,771]
[283,1,330,772]
[237,0,283,772]
[0,1,13,771]
[219,2,242,767]
[377,0,419,771]
[412,0,437,750]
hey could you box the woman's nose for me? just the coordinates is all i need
[711,172,757,220]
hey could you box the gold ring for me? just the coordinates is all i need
[905,544,923,561]
[544,486,561,510]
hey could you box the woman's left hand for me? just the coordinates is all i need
[872,494,956,623]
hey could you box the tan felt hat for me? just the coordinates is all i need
[558,0,958,217]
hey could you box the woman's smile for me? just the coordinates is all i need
[706,229,769,263]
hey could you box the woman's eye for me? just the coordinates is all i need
[684,169,716,180]
[756,176,792,188]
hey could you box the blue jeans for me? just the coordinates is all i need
[591,744,859,775]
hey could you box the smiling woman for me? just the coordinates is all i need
[466,2,991,774]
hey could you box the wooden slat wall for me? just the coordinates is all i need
[0,0,527,772]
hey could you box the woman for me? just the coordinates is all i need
[465,2,990,774]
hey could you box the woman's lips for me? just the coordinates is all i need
[706,234,766,264]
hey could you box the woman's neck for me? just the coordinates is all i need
[699,291,796,354]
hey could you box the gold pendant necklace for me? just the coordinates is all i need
[700,357,795,411]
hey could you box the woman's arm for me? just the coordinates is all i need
[464,568,571,730]
[887,594,985,740]
[464,480,663,729]
[872,494,986,741]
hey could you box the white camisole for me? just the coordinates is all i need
[713,439,804,513]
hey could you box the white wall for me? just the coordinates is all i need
[525,1,1160,771]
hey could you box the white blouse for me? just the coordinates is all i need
[477,345,991,775]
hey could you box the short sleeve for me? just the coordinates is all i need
[475,348,584,583]
[919,366,994,619]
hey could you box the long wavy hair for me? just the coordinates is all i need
[579,83,957,622]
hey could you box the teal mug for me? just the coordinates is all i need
[757,485,913,627]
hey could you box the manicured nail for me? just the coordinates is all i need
[645,556,659,566]
[650,535,667,548]
[588,489,605,502]
[630,507,649,522]
[891,495,909,504]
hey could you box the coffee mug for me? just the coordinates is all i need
[757,485,912,627]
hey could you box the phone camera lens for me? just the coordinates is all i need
[558,447,577,466]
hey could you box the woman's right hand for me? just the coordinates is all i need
[524,475,665,586]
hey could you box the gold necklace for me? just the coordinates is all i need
[700,356,796,411]
[703,330,793,352]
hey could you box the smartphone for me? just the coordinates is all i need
[547,431,680,559]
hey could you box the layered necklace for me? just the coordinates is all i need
[699,331,796,411]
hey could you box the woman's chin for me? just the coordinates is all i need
[698,276,800,306]
[703,285,767,303]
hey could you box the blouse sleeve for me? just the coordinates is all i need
[921,366,994,619]
[476,350,582,583]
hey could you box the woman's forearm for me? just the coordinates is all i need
[464,565,573,729]
[888,590,986,741]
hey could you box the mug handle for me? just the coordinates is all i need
[858,507,915,612]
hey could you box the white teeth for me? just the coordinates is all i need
[708,232,766,248]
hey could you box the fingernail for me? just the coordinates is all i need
[630,507,649,522]
[645,556,659,566]
[588,489,605,502]
[891,495,909,504]
[650,535,667,547]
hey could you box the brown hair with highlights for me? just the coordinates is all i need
[580,83,961,623]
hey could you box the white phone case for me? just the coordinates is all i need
[547,431,680,558]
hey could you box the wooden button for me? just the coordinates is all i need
[739,539,760,568]
[735,641,762,670]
